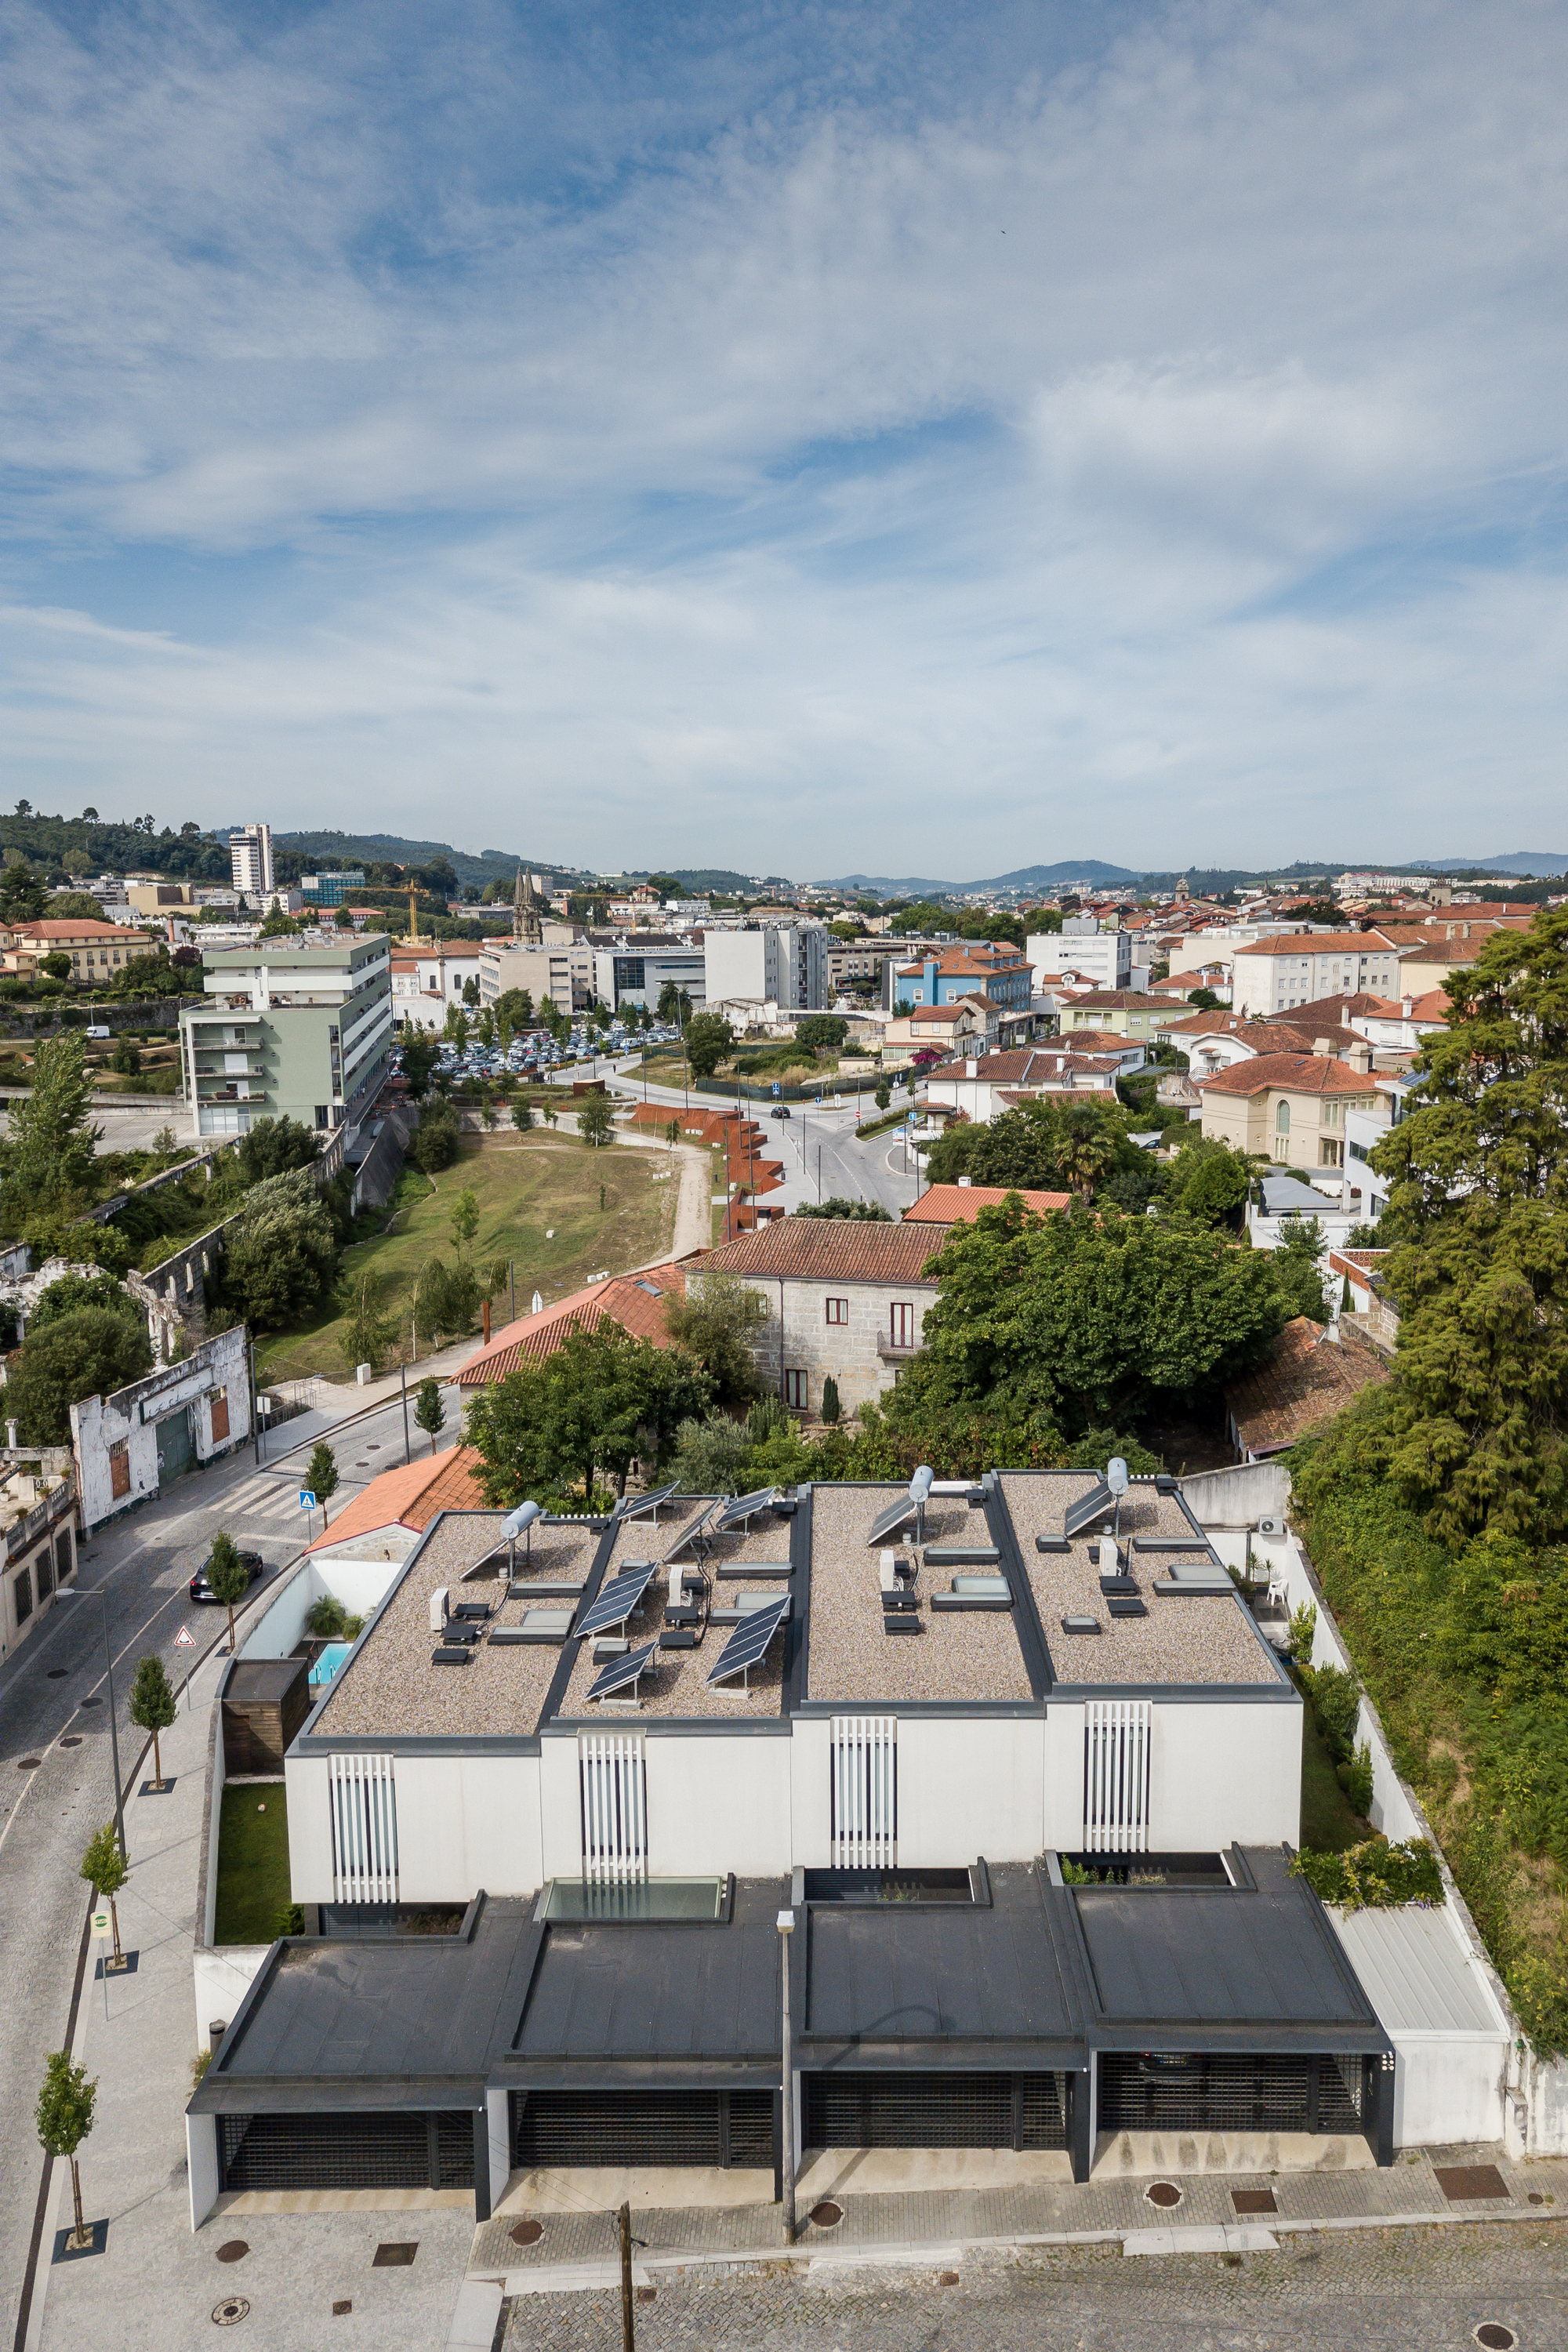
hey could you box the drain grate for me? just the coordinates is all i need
[372,2243,417,2268]
[216,2241,249,2264]
[18,1758,42,1770]
[212,2298,249,2326]
[510,2220,543,2247]
[1145,2181,1182,2209]
[1436,2164,1510,2203]
[1231,2189,1277,2215]
[332,2302,352,2317]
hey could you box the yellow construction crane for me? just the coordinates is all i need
[408,884,419,947]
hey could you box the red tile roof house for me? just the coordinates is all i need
[1196,1047,1382,1181]
[686,1218,957,1418]
[906,1182,1072,1223]
[0,916,159,980]
[1224,1316,1390,1461]
[925,1040,1144,1124]
[305,1445,491,1551]
[455,1260,691,1390]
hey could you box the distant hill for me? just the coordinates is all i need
[1406,852,1568,877]
[817,859,1143,895]
[259,831,590,891]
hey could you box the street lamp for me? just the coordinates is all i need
[777,1907,796,2240]
[56,1588,127,1867]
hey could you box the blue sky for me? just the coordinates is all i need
[5,0,1568,877]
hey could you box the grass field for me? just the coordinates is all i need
[256,1133,678,1382]
[1299,1704,1370,1852]
[214,1782,292,1944]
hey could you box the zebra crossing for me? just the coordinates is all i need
[223,1472,321,1530]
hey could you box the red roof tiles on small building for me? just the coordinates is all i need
[698,1218,949,1285]
[906,1183,1072,1222]
[455,1261,691,1388]
[306,1445,491,1549]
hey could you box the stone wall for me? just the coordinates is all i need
[720,1273,938,1415]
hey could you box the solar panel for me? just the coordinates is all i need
[665,1501,720,1561]
[713,1488,779,1533]
[574,1563,657,1640]
[1063,1479,1113,1539]
[615,1480,680,1520]
[866,1494,917,1546]
[586,1639,658,1700]
[706,1593,790,1687]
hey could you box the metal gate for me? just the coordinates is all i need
[217,2109,475,2192]
[1098,2053,1365,2136]
[513,2088,775,2171]
[154,1406,194,1484]
[804,2071,1066,2151]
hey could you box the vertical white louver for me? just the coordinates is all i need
[579,1732,648,1881]
[328,1753,399,1903]
[830,1716,897,1867]
[1083,1700,1151,1853]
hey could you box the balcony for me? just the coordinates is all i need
[876,1334,922,1362]
[4,1475,76,1561]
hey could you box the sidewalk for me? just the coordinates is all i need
[24,1640,473,2352]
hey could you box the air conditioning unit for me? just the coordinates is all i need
[1257,1517,1285,1538]
[428,1585,448,1631]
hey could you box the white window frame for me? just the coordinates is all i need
[328,1752,399,1903]
[1083,1700,1150,1853]
[579,1731,647,1882]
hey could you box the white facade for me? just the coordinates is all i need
[477,939,574,1016]
[1167,924,1310,985]
[71,1325,252,1531]
[1232,935,1407,1018]
[705,924,827,1012]
[1030,922,1130,995]
[591,938,706,1013]
[392,948,482,1025]
[230,823,274,897]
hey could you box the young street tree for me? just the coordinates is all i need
[340,1267,396,1378]
[128,1653,176,1789]
[306,1442,340,1528]
[36,2053,97,2252]
[576,1091,615,1148]
[80,1822,129,1969]
[683,1011,734,1080]
[414,1377,446,1455]
[205,1530,252,1653]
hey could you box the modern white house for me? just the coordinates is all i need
[1029,918,1130,996]
[706,924,828,1013]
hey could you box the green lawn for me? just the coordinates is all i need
[214,1783,293,1944]
[1299,1703,1370,1853]
[256,1132,677,1382]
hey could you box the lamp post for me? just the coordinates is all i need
[58,1588,127,1866]
[777,1907,796,2240]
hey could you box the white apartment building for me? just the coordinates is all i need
[230,823,274,898]
[391,947,483,1026]
[1029,918,1131,996]
[1230,933,1407,1018]
[590,937,706,1014]
[180,935,394,1138]
[1166,923,1310,989]
[477,938,574,1018]
[705,923,827,1012]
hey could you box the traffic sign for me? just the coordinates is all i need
[299,1490,317,1512]
[173,1624,196,1650]
[772,1081,781,1096]
[907,1110,919,1125]
[90,1910,111,1941]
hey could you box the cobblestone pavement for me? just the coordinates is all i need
[501,2223,1568,2351]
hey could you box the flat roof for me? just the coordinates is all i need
[804,1483,1035,1707]
[999,1472,1283,1689]
[310,1511,605,1741]
[1329,1902,1505,2039]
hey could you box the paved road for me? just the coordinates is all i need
[0,1381,459,2336]
[504,2223,1568,2352]
[606,1073,926,1219]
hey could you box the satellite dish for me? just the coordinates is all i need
[1106,1459,1130,1497]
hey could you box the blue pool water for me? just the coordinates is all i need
[309,1640,353,1688]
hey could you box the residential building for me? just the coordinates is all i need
[299,870,366,909]
[689,1218,953,1413]
[1347,989,1450,1056]
[477,938,574,1018]
[1029,919,1130,996]
[1058,990,1172,1042]
[882,998,993,1065]
[71,1323,252,1530]
[1158,1004,1375,1080]
[825,933,905,996]
[0,1447,78,1663]
[302,1446,490,1554]
[125,880,196,916]
[906,1181,1072,1223]
[0,916,158,982]
[926,1042,1142,1125]
[1343,1072,1417,1225]
[180,933,394,1139]
[1225,1317,1390,1462]
[390,947,482,1025]
[1196,1045,1381,1175]
[456,1261,691,1391]
[1166,921,1310,987]
[229,823,274,898]
[705,924,827,1012]
[892,943,1032,1019]
[1244,1168,1363,1260]
[591,935,706,1014]
[1229,932,1410,1017]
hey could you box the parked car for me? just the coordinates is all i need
[188,1548,265,1602]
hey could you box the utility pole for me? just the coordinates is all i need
[778,1907,796,2240]
[618,2201,635,2352]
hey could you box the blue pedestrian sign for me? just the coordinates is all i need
[772,1081,781,1096]
[907,1110,919,1125]
[299,1490,317,1512]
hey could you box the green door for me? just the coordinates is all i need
[155,1407,194,1483]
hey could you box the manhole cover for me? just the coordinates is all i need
[1475,2328,1516,2351]
[636,2287,656,2304]
[216,2241,249,2264]
[809,2201,843,2228]
[1527,2190,1550,2206]
[60,1736,82,1748]
[78,1696,101,1708]
[1232,2188,1277,2215]
[510,2220,543,2247]
[332,2302,352,2317]
[1436,2164,1510,2202]
[48,1668,68,1679]
[18,1758,41,1770]
[1145,2181,1182,2209]
[372,2243,417,2267]
[212,2298,249,2325]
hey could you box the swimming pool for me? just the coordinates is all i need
[309,1639,353,1688]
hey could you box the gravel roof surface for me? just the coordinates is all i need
[805,1483,1033,1705]
[998,1473,1279,1687]
[552,1505,793,1721]
[314,1511,604,1739]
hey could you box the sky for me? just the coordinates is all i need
[5,0,1568,880]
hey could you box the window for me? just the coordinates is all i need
[55,1530,71,1585]
[783,1369,807,1410]
[37,1542,53,1601]
[831,1716,897,1865]
[825,1296,849,1326]
[890,1301,915,1349]
[328,1753,399,1902]
[1274,1100,1290,1134]
[1319,1139,1342,1167]
[13,1566,33,1625]
[109,1442,130,1501]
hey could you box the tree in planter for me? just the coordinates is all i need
[577,1091,615,1148]
[512,1098,534,1133]
[128,1653,176,1790]
[305,1442,339,1528]
[822,1374,841,1425]
[414,1376,446,1454]
[873,1079,891,1112]
[36,2053,98,2252]
[79,1823,129,1969]
[205,1531,252,1653]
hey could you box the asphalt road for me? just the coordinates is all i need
[606,1073,924,1218]
[0,1381,459,2336]
[505,2223,1568,2352]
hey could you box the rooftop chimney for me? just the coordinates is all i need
[964,1058,978,1078]
[956,1174,972,1187]
[1312,1036,1332,1056]
[1347,1040,1373,1074]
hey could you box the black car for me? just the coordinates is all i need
[189,1549,265,1602]
[768,1105,792,1120]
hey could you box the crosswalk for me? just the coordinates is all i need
[223,1472,321,1532]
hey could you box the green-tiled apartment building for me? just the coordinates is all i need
[179,935,394,1140]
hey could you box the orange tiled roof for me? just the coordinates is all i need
[1197,1052,1379,1098]
[305,1444,490,1550]
[1226,1319,1390,1457]
[455,1261,690,1388]
[4,918,151,942]
[906,1182,1072,1222]
[698,1219,948,1285]
[1236,931,1400,956]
